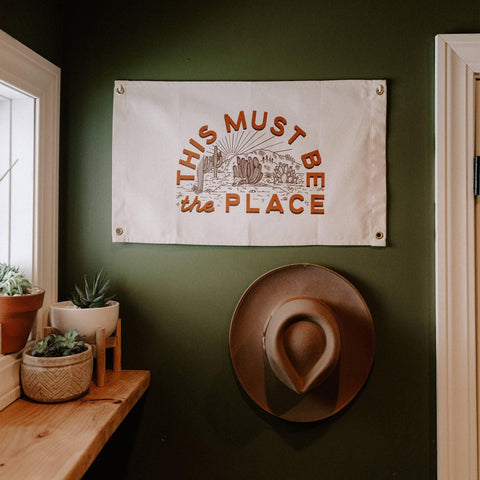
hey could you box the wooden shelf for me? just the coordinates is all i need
[0,370,150,480]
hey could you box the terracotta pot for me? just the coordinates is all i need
[50,300,119,343]
[21,343,93,403]
[0,288,45,354]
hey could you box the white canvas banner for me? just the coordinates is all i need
[112,80,386,246]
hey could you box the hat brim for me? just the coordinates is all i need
[229,263,375,422]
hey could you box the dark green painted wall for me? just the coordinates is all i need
[0,0,63,67]
[2,1,480,478]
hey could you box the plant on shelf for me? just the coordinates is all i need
[70,269,115,309]
[0,263,33,295]
[30,329,87,357]
[50,269,119,343]
[0,263,45,354]
[21,328,93,403]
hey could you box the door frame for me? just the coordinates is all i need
[436,34,480,480]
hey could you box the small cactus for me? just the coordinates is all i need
[70,269,114,308]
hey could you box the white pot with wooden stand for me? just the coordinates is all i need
[50,300,119,343]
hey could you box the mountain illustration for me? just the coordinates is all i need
[217,148,300,173]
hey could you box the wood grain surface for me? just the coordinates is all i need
[0,370,150,480]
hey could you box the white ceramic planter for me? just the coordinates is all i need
[50,300,119,343]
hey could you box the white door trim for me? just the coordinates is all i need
[436,33,480,480]
[0,29,60,334]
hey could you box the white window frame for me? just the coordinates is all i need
[0,29,60,336]
[436,34,480,480]
[0,83,36,275]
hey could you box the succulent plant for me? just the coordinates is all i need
[30,329,87,357]
[70,269,114,309]
[0,263,33,295]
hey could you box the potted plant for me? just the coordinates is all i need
[0,263,45,354]
[50,270,119,343]
[21,329,93,403]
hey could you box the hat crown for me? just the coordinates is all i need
[284,320,327,377]
[264,297,341,395]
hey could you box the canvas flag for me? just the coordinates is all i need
[112,80,386,246]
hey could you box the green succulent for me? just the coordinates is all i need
[30,329,87,357]
[70,269,114,308]
[0,263,33,295]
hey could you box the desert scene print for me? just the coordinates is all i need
[176,110,325,215]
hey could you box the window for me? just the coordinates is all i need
[0,29,60,336]
[0,82,36,279]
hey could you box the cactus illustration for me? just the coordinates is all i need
[213,145,219,179]
[233,156,263,185]
[202,147,219,174]
[273,163,298,184]
[194,158,205,193]
[194,146,225,193]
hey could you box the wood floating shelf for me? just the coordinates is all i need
[0,369,150,480]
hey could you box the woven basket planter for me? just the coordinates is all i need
[21,344,93,403]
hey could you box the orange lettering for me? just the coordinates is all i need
[306,172,325,187]
[179,149,200,170]
[311,194,325,214]
[180,196,195,212]
[225,193,240,212]
[266,194,284,214]
[199,125,217,144]
[189,138,205,152]
[203,200,215,213]
[288,125,306,145]
[246,193,260,213]
[270,116,287,136]
[177,170,195,185]
[252,111,267,130]
[301,150,322,169]
[289,194,304,214]
[180,196,215,213]
[225,111,247,133]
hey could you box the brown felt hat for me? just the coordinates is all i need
[229,264,375,422]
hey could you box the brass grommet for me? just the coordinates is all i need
[375,231,384,240]
[116,85,125,95]
[115,227,124,236]
[376,85,385,96]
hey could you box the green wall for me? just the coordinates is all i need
[0,0,63,67]
[3,1,480,478]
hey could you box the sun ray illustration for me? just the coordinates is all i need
[234,130,246,152]
[237,137,283,156]
[216,137,229,153]
[223,134,230,154]
[203,127,295,166]
[235,130,259,154]
[272,148,294,153]
[228,131,235,153]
